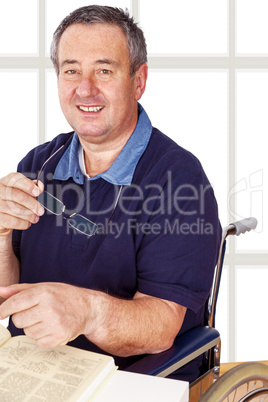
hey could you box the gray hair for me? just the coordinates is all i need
[50,5,147,77]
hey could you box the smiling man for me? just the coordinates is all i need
[57,21,147,177]
[0,6,221,382]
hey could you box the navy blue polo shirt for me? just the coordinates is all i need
[11,105,221,382]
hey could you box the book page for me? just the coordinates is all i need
[0,335,116,401]
[0,323,11,347]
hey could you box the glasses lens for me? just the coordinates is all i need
[68,214,98,236]
[37,191,65,215]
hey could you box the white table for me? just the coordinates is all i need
[93,370,189,402]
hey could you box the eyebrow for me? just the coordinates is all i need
[60,59,79,68]
[60,58,119,69]
[95,58,119,67]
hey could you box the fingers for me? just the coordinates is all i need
[0,282,87,348]
[0,284,39,319]
[11,308,59,347]
[24,327,68,348]
[1,173,41,195]
[33,179,44,194]
[0,173,45,233]
[12,310,42,332]
[0,283,34,299]
[22,319,71,348]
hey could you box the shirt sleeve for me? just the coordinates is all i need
[136,157,222,313]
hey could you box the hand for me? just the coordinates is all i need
[0,283,92,348]
[0,173,45,235]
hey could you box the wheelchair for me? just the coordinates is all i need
[126,217,268,401]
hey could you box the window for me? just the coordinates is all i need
[1,0,267,363]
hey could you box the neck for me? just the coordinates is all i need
[78,103,139,176]
[80,132,132,177]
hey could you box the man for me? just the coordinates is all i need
[0,6,221,382]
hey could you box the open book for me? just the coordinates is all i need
[0,324,117,401]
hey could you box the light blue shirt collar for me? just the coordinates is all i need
[53,104,152,185]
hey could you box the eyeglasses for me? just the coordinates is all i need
[36,145,123,237]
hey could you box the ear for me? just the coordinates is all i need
[134,64,148,101]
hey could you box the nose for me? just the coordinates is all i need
[76,76,99,99]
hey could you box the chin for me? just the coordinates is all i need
[76,129,109,143]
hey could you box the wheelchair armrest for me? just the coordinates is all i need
[126,326,220,378]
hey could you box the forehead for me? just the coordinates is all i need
[58,23,130,64]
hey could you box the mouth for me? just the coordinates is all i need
[78,106,104,113]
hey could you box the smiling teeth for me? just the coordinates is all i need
[79,106,103,112]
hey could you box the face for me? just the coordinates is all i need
[57,23,148,146]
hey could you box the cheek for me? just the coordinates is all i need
[110,83,136,107]
[58,81,75,103]
[58,84,66,104]
[58,88,74,114]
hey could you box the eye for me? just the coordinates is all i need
[65,70,77,75]
[100,69,112,75]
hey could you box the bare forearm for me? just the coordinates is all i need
[0,283,186,352]
[0,233,20,288]
[84,291,186,357]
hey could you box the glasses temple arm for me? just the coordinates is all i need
[36,144,65,186]
[107,185,123,224]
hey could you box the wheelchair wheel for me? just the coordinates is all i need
[200,362,268,402]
